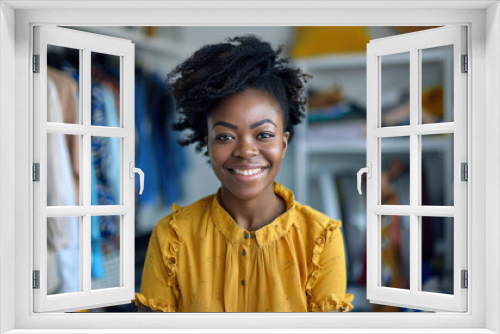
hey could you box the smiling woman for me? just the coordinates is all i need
[133,35,354,312]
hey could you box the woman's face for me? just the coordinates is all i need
[206,88,289,202]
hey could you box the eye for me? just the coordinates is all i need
[257,132,275,139]
[215,134,234,141]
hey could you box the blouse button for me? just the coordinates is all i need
[241,279,245,286]
[242,249,246,256]
[244,233,249,239]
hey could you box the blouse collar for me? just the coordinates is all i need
[211,181,296,248]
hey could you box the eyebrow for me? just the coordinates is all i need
[212,119,276,130]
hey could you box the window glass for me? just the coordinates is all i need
[381,137,410,205]
[47,216,81,295]
[421,45,454,124]
[91,52,121,127]
[91,215,121,290]
[380,215,410,290]
[381,52,410,127]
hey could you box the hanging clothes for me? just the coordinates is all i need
[134,69,160,206]
[46,77,80,294]
[47,67,80,203]
[90,80,121,279]
[102,84,121,204]
[148,73,186,206]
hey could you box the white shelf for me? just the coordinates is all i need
[293,47,451,71]
[304,135,451,155]
[69,26,191,59]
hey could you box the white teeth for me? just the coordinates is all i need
[233,168,262,176]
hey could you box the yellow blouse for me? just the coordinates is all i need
[134,182,354,312]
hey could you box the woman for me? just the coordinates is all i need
[134,35,354,312]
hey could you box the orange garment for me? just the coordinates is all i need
[47,67,80,202]
[134,182,354,312]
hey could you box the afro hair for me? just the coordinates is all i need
[167,34,311,155]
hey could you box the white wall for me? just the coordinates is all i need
[0,2,16,332]
[485,2,500,333]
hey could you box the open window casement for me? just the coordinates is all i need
[361,26,467,312]
[33,26,139,312]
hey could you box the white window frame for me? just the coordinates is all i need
[33,25,136,313]
[0,1,498,333]
[366,26,468,312]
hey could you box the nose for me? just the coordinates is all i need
[232,136,258,159]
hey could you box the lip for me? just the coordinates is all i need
[225,167,267,182]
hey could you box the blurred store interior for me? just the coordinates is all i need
[46,26,454,312]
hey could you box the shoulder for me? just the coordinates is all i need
[293,201,342,235]
[154,193,215,236]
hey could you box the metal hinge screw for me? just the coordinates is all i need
[33,54,40,73]
[33,270,40,289]
[461,163,468,181]
[461,55,468,73]
[33,163,40,182]
[461,270,468,289]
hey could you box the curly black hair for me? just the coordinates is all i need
[166,34,311,156]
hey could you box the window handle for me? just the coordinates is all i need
[357,162,371,195]
[129,162,144,195]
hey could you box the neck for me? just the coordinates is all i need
[219,184,286,232]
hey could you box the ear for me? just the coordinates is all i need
[281,131,290,159]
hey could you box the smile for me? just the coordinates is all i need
[227,167,267,181]
[232,168,263,176]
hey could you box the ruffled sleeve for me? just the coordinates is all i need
[305,219,354,312]
[133,206,183,312]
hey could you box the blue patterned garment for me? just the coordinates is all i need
[91,80,120,276]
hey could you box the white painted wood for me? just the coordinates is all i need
[6,4,491,333]
[366,26,467,312]
[409,46,419,298]
[46,123,131,137]
[33,26,135,312]
[373,123,455,137]
[46,206,130,217]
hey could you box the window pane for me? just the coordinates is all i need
[421,216,454,294]
[91,215,121,290]
[91,52,121,127]
[421,133,454,206]
[47,44,80,124]
[381,215,410,290]
[91,136,121,205]
[47,134,80,206]
[421,45,454,124]
[381,52,410,127]
[381,137,410,205]
[47,216,81,295]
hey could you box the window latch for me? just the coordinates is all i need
[129,161,144,195]
[357,162,372,195]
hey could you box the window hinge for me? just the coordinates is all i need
[33,270,40,289]
[33,163,40,182]
[33,54,40,73]
[461,162,468,181]
[461,270,468,289]
[461,54,468,73]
